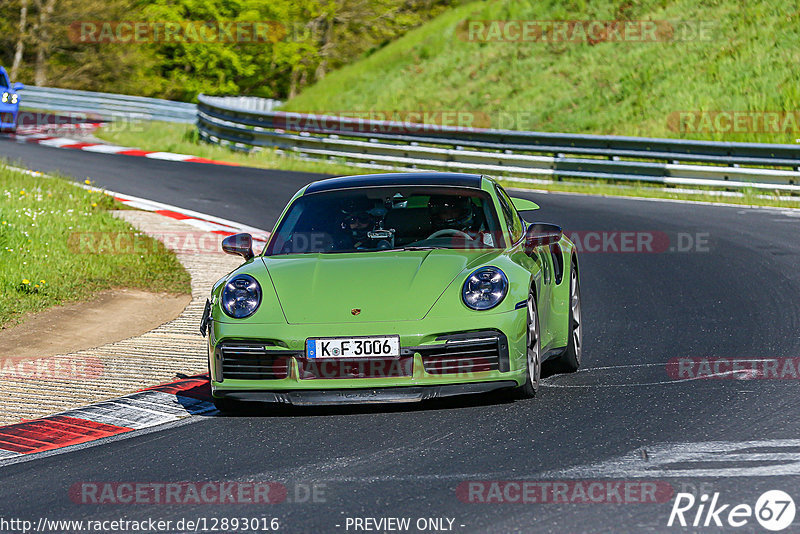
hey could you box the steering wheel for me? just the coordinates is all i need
[426,229,473,240]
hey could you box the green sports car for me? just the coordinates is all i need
[202,172,582,410]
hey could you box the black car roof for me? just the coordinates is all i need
[304,172,484,194]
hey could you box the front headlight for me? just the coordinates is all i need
[10,94,17,104]
[1,93,8,103]
[221,274,262,318]
[462,266,508,310]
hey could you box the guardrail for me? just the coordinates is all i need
[19,86,197,123]
[197,94,800,193]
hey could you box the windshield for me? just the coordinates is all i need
[265,186,505,255]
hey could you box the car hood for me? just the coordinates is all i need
[262,249,498,324]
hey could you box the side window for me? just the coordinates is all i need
[495,185,524,243]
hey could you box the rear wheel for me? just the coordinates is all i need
[554,262,582,372]
[513,289,541,399]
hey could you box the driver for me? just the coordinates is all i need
[428,195,479,234]
[340,211,375,249]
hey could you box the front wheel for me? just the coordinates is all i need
[554,262,582,372]
[513,289,541,399]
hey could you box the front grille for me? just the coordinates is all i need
[220,344,293,380]
[299,357,413,380]
[418,334,507,375]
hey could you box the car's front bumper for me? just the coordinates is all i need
[0,103,18,130]
[208,308,528,402]
[215,381,518,405]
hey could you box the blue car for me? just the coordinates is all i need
[0,67,24,133]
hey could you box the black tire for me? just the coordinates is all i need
[512,289,541,399]
[553,261,582,373]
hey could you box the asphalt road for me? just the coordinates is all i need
[2,140,800,533]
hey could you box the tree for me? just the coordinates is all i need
[33,0,57,85]
[0,0,457,99]
[10,0,29,80]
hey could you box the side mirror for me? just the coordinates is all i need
[510,197,540,212]
[222,233,254,260]
[12,82,24,91]
[524,223,562,254]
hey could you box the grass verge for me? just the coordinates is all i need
[0,163,191,328]
[284,0,800,145]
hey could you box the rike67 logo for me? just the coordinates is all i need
[668,490,796,531]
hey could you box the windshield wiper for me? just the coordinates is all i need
[400,246,449,251]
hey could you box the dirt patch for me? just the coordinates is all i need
[0,290,191,360]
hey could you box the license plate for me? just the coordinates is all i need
[306,336,400,358]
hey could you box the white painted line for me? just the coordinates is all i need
[181,218,234,232]
[542,439,800,478]
[178,217,269,241]
[37,137,84,148]
[15,133,52,142]
[81,144,132,154]
[540,361,779,388]
[105,190,271,236]
[118,199,163,211]
[0,450,22,459]
[144,152,195,161]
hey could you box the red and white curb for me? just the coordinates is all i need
[104,189,271,246]
[0,165,275,463]
[9,130,240,167]
[0,375,213,460]
[6,164,271,246]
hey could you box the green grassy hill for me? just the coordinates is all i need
[283,0,800,144]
